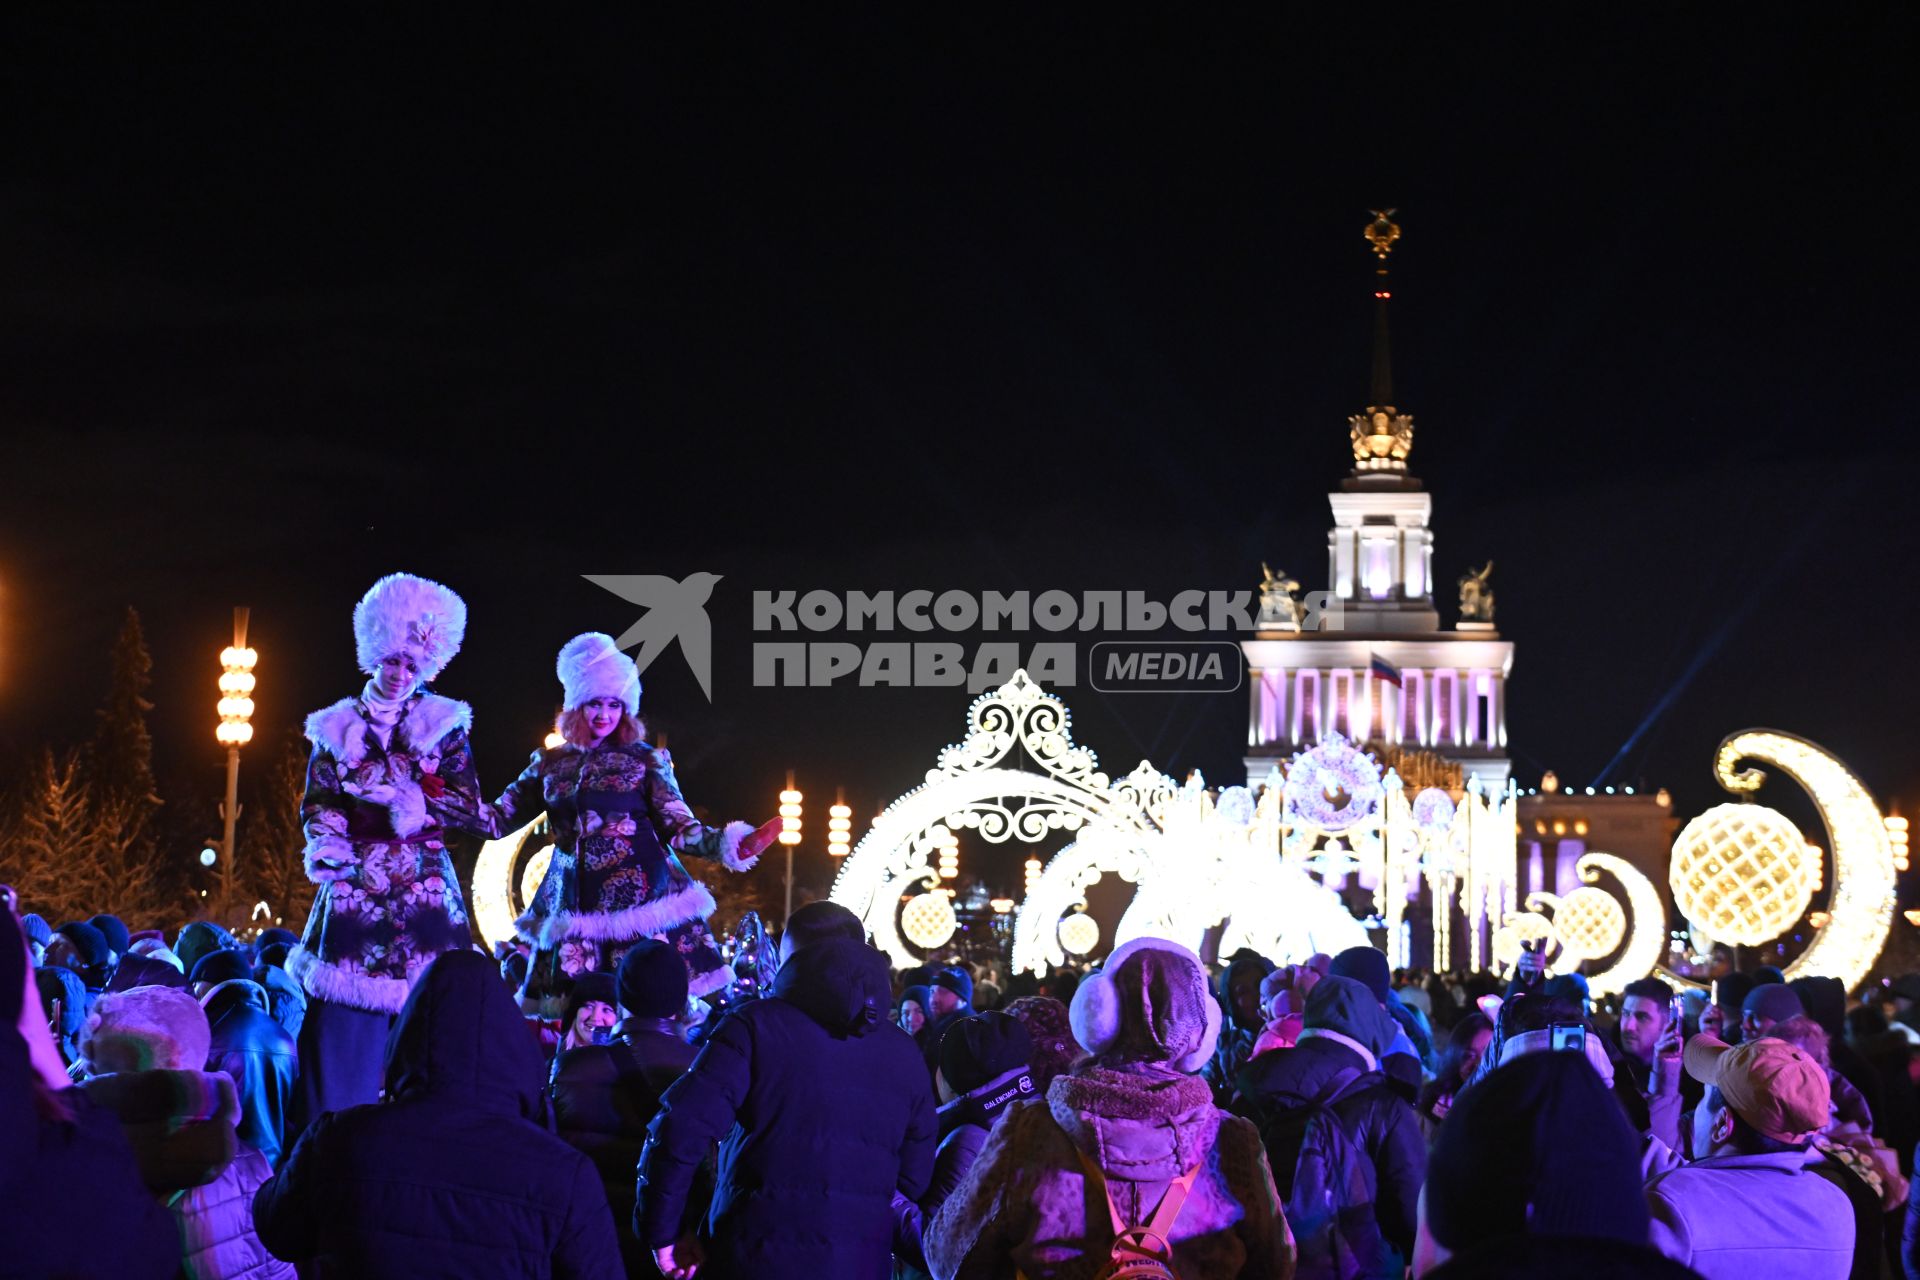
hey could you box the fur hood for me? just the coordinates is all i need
[1046,1065,1220,1184]
[305,692,471,766]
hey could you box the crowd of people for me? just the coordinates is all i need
[10,569,1920,1278]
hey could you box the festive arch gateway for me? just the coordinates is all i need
[828,670,1514,973]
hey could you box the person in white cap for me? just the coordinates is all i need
[487,632,777,1013]
[289,572,494,1127]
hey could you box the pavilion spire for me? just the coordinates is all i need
[1348,209,1415,479]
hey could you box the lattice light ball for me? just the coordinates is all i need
[1058,911,1100,956]
[900,892,958,950]
[1671,802,1814,946]
[1490,911,1557,974]
[1552,886,1627,961]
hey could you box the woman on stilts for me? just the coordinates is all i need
[490,632,777,1013]
[289,573,491,1128]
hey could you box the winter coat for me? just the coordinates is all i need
[550,1016,700,1276]
[35,963,88,1072]
[1235,1034,1426,1262]
[290,691,490,1014]
[108,952,190,991]
[1644,1146,1855,1279]
[252,950,623,1280]
[923,1064,1295,1280]
[1206,953,1276,1105]
[488,741,750,999]
[893,1068,1035,1277]
[176,1145,298,1280]
[636,936,939,1280]
[204,978,298,1167]
[254,963,307,1043]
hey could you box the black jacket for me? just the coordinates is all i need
[253,950,622,1280]
[205,978,299,1167]
[1236,1034,1428,1260]
[550,1017,699,1277]
[636,937,938,1280]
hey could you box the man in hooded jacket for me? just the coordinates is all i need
[636,934,938,1280]
[252,949,622,1279]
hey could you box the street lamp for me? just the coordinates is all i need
[214,608,256,918]
[828,795,852,859]
[779,775,802,924]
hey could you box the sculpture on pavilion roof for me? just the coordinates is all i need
[1458,561,1496,624]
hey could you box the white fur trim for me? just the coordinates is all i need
[302,836,359,884]
[1498,1027,1616,1088]
[401,694,471,755]
[515,878,717,948]
[1068,935,1221,1074]
[718,820,758,872]
[354,572,467,683]
[688,964,733,998]
[556,632,641,714]
[388,778,428,838]
[305,699,370,766]
[1297,1026,1379,1073]
[287,943,412,1015]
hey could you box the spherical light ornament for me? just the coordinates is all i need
[1283,736,1385,831]
[199,846,218,867]
[1412,788,1456,831]
[1490,912,1556,974]
[1057,911,1100,956]
[1671,802,1814,945]
[900,892,958,950]
[1551,886,1627,961]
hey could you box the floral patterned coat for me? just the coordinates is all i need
[488,741,752,983]
[290,693,489,1014]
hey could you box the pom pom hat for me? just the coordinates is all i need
[557,632,641,714]
[353,572,467,683]
[1069,936,1221,1074]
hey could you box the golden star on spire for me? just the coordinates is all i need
[1364,209,1400,262]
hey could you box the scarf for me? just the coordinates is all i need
[360,680,409,749]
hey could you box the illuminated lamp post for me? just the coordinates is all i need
[214,608,257,917]
[779,774,803,925]
[828,794,852,860]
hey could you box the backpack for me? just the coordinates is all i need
[1075,1148,1204,1280]
[1259,1067,1389,1280]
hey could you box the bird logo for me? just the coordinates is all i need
[583,572,724,702]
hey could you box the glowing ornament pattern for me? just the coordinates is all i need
[1057,911,1100,956]
[1670,802,1814,946]
[1282,735,1385,831]
[900,891,958,950]
[1547,886,1626,961]
[1411,788,1456,830]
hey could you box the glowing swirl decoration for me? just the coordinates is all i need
[1574,853,1667,997]
[1282,735,1386,831]
[1710,730,1896,991]
[900,892,958,950]
[1670,802,1814,945]
[471,818,551,952]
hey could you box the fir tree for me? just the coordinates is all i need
[91,607,163,813]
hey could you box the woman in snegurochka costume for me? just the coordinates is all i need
[490,632,778,1013]
[289,572,493,1125]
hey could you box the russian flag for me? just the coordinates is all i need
[1370,652,1402,687]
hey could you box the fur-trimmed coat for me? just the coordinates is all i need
[488,741,752,956]
[289,692,489,1014]
[924,1066,1296,1280]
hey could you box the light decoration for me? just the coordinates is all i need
[1058,910,1099,956]
[544,729,565,750]
[828,801,853,858]
[778,788,803,846]
[1282,736,1385,830]
[1670,802,1815,945]
[1024,855,1044,896]
[520,845,553,907]
[1887,816,1909,872]
[1536,886,1626,961]
[1905,910,1920,928]
[990,897,1015,914]
[1496,852,1667,995]
[935,825,959,880]
[216,645,259,746]
[471,817,551,951]
[900,891,958,950]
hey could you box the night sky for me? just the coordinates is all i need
[1,12,1915,898]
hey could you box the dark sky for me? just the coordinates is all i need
[1,11,1915,895]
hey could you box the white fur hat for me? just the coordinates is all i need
[353,573,467,683]
[1069,936,1222,1075]
[557,632,641,714]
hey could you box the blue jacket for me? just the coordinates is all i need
[204,978,298,1167]
[636,937,938,1280]
[253,951,621,1280]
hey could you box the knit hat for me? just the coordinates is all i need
[1789,975,1847,1037]
[616,939,688,1020]
[900,985,933,1019]
[256,928,299,952]
[562,972,618,1031]
[174,922,238,979]
[931,966,974,1008]
[87,914,131,957]
[1303,974,1399,1061]
[52,922,110,973]
[353,572,466,683]
[1684,1032,1830,1144]
[556,632,641,715]
[189,949,253,990]
[1426,1051,1651,1252]
[938,1010,1034,1096]
[1069,936,1221,1074]
[1743,983,1805,1026]
[1005,995,1080,1085]
[254,942,291,973]
[20,913,51,950]
[1328,945,1391,1004]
